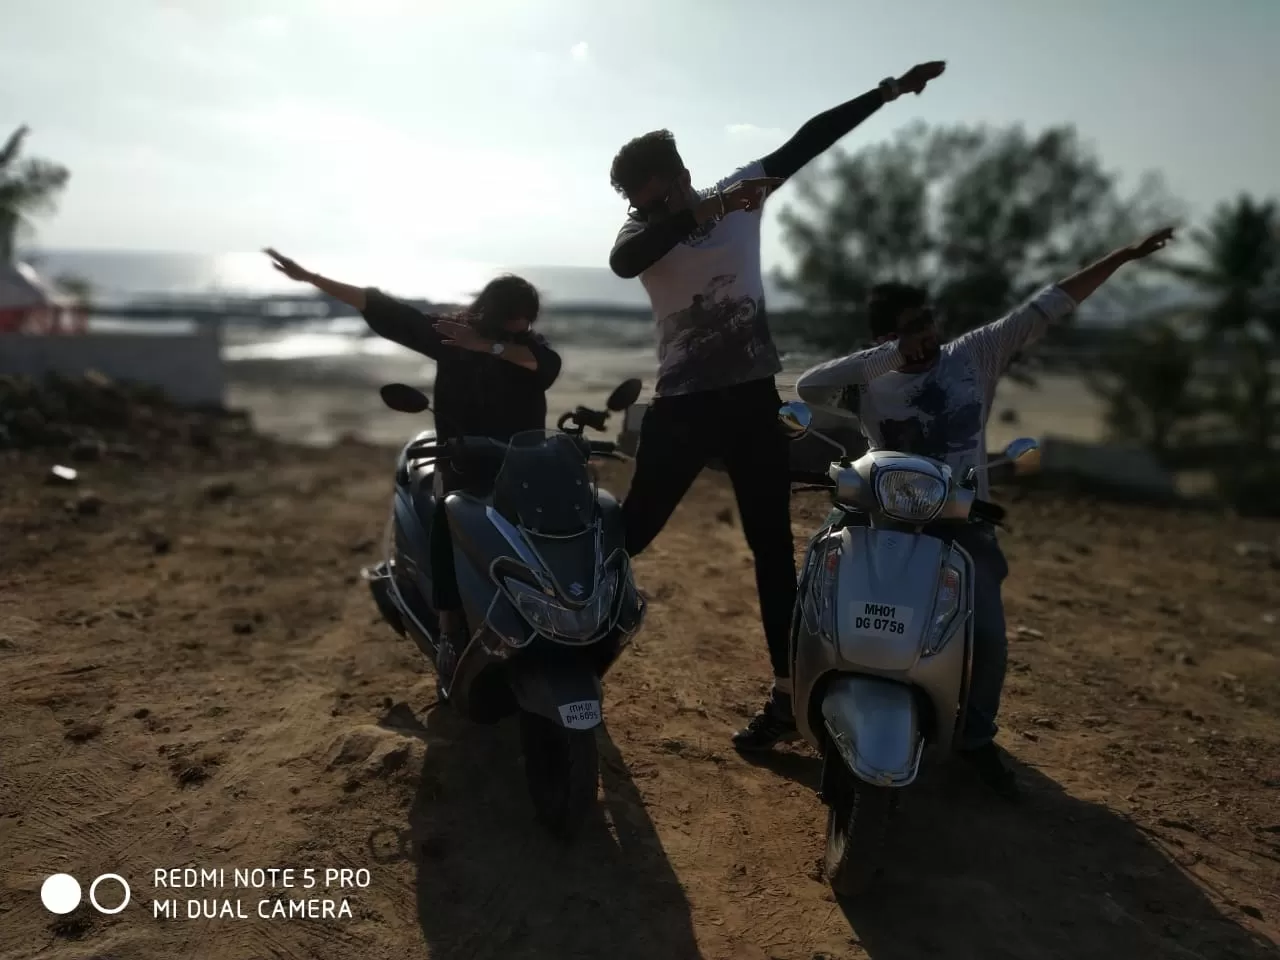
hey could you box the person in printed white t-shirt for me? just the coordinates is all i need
[795,226,1177,799]
[607,62,947,752]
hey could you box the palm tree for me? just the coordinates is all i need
[1170,194,1278,335]
[0,125,70,263]
[1161,194,1280,452]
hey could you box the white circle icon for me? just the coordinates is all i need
[89,874,131,914]
[40,874,82,914]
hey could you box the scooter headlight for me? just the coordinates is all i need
[922,563,963,655]
[874,469,947,523]
[504,569,618,642]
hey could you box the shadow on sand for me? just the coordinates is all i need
[369,704,702,960]
[741,750,1274,960]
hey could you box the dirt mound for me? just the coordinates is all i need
[0,369,261,460]
[0,448,1276,959]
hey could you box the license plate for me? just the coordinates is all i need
[851,601,914,638]
[558,699,602,730]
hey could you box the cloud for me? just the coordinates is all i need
[726,123,784,139]
[569,41,589,62]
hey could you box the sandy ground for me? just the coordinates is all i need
[1,430,1278,960]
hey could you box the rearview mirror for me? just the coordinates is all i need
[778,400,813,440]
[1003,437,1041,475]
[606,378,643,412]
[379,383,431,414]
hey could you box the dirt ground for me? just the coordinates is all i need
[1,432,1278,960]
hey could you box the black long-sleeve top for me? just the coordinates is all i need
[608,88,888,280]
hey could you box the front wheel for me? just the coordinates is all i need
[823,752,899,898]
[518,711,599,842]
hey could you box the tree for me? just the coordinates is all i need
[0,125,70,263]
[776,122,1177,372]
[1084,315,1203,458]
[1159,194,1280,453]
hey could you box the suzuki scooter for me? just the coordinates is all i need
[780,399,1039,895]
[363,379,647,840]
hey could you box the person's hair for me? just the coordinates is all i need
[867,282,929,339]
[463,274,540,334]
[609,129,684,197]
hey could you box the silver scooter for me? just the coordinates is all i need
[780,399,1040,897]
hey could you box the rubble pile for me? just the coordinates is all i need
[0,370,255,460]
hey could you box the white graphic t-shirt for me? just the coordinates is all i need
[795,286,1077,499]
[614,160,782,397]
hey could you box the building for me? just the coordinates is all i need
[0,260,86,334]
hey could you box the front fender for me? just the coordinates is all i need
[821,674,923,788]
[508,660,603,730]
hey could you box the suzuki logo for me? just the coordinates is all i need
[568,582,585,598]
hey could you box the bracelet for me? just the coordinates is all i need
[879,76,900,101]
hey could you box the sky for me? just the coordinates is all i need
[3,0,1277,275]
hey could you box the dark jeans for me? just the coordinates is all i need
[622,377,797,680]
[818,508,1009,748]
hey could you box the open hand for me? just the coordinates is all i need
[1124,226,1176,261]
[723,176,785,214]
[898,61,946,95]
[433,318,489,351]
[263,248,311,282]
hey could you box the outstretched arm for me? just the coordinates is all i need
[761,62,946,181]
[264,247,366,310]
[959,227,1178,381]
[263,248,447,357]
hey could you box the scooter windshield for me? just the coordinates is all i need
[492,430,595,535]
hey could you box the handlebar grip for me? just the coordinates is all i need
[971,498,1006,524]
[577,407,609,432]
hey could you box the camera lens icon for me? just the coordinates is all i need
[40,873,131,915]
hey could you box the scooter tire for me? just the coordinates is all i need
[518,710,599,843]
[823,757,899,898]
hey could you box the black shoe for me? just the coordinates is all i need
[959,742,1020,800]
[732,697,799,753]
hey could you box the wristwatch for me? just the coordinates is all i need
[489,341,506,357]
[879,76,900,101]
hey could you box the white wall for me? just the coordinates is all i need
[0,325,225,406]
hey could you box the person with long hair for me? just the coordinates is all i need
[263,249,562,673]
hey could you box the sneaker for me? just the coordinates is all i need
[959,742,1020,800]
[732,697,799,753]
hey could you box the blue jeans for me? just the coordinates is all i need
[816,509,1009,750]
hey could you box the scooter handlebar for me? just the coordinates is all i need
[587,440,630,462]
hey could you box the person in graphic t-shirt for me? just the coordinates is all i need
[606,62,947,752]
[263,249,561,680]
[795,226,1177,799]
